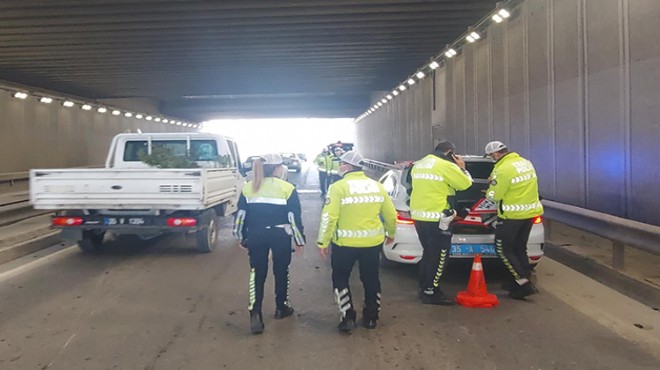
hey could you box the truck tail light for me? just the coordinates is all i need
[396,211,414,225]
[533,216,543,224]
[52,217,83,226]
[399,255,416,261]
[167,217,197,227]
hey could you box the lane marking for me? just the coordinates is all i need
[0,243,76,282]
[538,258,660,359]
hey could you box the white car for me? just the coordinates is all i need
[379,156,544,265]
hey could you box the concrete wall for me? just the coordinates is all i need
[0,89,192,174]
[355,0,660,226]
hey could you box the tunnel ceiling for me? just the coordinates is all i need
[0,0,497,121]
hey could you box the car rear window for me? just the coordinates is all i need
[465,161,494,179]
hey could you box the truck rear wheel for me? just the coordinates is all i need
[78,230,105,252]
[196,210,218,253]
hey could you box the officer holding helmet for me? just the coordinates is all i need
[484,141,543,299]
[318,150,397,333]
[233,153,306,334]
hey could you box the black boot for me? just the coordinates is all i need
[508,281,539,300]
[338,309,357,333]
[250,311,264,335]
[421,289,455,305]
[274,305,295,319]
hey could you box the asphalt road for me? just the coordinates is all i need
[0,164,658,370]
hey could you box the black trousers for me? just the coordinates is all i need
[495,218,534,281]
[414,221,452,292]
[331,244,382,321]
[318,171,328,196]
[247,228,292,313]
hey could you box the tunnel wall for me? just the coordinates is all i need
[0,89,192,174]
[355,0,660,226]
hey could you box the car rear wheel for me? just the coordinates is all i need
[196,210,218,253]
[78,230,105,252]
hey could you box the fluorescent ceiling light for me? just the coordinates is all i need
[163,119,169,123]
[392,90,399,96]
[136,114,143,119]
[416,71,425,79]
[499,9,511,18]
[82,104,92,110]
[386,95,393,100]
[398,85,407,91]
[63,101,75,107]
[39,97,53,104]
[146,116,153,121]
[112,110,121,116]
[154,117,161,122]
[445,48,457,58]
[467,31,481,43]
[125,112,133,117]
[381,99,387,104]
[97,107,107,113]
[13,92,28,99]
[407,78,416,86]
[429,61,440,70]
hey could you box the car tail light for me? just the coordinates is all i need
[396,211,414,225]
[167,217,197,227]
[52,217,83,226]
[529,256,541,261]
[399,255,416,261]
[533,216,543,224]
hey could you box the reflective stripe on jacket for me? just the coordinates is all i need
[409,154,473,221]
[317,171,397,248]
[486,152,543,220]
[314,154,330,171]
[233,177,305,245]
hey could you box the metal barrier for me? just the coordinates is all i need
[542,200,660,270]
[0,171,29,185]
[363,157,660,271]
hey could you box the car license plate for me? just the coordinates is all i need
[450,244,497,257]
[104,217,146,226]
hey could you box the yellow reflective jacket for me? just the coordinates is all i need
[326,154,341,175]
[314,153,330,171]
[318,171,397,248]
[409,154,473,221]
[486,152,543,219]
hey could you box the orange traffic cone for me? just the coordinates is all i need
[456,254,499,308]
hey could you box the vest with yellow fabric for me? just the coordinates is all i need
[326,154,341,175]
[314,153,330,172]
[409,154,473,222]
[317,171,397,248]
[486,152,543,220]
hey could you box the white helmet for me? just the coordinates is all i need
[340,150,364,167]
[484,141,507,155]
[259,153,283,165]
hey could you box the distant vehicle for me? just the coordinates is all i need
[378,156,544,265]
[30,132,245,253]
[280,153,302,173]
[243,155,262,172]
[297,153,307,161]
[327,142,354,152]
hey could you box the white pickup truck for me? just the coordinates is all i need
[29,132,245,253]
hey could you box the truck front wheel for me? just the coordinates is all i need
[78,230,105,252]
[196,210,218,253]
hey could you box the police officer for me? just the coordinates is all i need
[484,141,543,299]
[317,150,397,332]
[325,147,344,189]
[233,153,306,334]
[314,148,330,198]
[410,141,473,305]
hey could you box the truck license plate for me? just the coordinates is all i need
[104,217,146,226]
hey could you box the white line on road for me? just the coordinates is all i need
[0,242,76,282]
[538,258,660,359]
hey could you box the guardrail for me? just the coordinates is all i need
[0,171,29,185]
[363,157,660,271]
